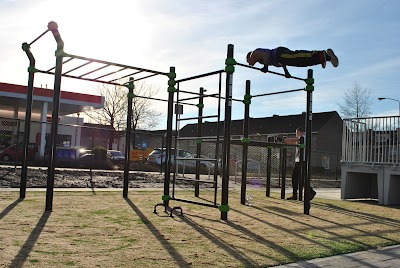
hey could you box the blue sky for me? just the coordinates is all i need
[1,0,399,128]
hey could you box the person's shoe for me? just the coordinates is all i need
[286,195,298,200]
[326,49,339,67]
[310,191,316,201]
[319,51,326,68]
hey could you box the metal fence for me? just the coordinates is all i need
[342,116,400,164]
[0,116,341,182]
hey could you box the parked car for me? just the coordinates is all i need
[78,153,115,169]
[146,148,213,172]
[107,150,125,165]
[0,143,37,161]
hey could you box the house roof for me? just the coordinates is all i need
[179,111,341,137]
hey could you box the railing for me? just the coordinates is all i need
[342,116,400,164]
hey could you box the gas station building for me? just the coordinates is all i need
[0,82,104,157]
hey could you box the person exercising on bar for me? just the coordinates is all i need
[246,47,339,78]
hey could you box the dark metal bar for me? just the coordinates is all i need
[37,69,124,87]
[251,88,304,98]
[178,93,219,102]
[221,44,234,220]
[304,69,313,215]
[134,73,158,82]
[214,72,223,206]
[46,57,74,72]
[230,139,297,148]
[266,147,272,197]
[174,177,215,184]
[163,66,176,207]
[62,61,93,75]
[299,137,305,201]
[171,198,218,208]
[20,43,35,199]
[46,21,64,211]
[94,67,127,80]
[64,52,167,76]
[241,80,251,205]
[195,87,204,197]
[123,77,134,198]
[177,115,218,121]
[109,70,143,82]
[236,62,306,81]
[29,29,50,45]
[175,70,224,83]
[78,64,110,78]
[281,147,287,199]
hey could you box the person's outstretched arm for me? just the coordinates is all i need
[282,65,292,78]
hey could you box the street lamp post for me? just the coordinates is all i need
[378,97,400,116]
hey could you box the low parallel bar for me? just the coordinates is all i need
[171,197,218,208]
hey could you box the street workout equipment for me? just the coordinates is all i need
[20,21,175,211]
[20,22,315,219]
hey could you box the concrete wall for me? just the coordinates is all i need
[341,163,400,205]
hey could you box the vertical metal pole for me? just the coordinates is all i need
[20,43,35,199]
[123,77,134,198]
[241,80,250,205]
[304,69,313,215]
[46,21,64,212]
[298,136,304,201]
[266,147,272,197]
[195,87,204,197]
[280,147,286,199]
[221,44,234,220]
[164,67,176,207]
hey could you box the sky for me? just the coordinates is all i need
[0,0,399,129]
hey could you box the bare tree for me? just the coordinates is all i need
[84,80,163,149]
[339,81,373,118]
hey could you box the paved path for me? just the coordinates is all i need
[272,244,400,268]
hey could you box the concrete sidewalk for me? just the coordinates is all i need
[272,244,400,268]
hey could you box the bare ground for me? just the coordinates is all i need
[0,166,341,189]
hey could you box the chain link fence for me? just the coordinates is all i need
[0,116,341,188]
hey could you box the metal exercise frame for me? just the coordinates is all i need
[160,44,315,219]
[236,68,314,214]
[21,21,176,211]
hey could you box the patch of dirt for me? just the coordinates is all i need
[0,167,341,189]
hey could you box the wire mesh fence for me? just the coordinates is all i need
[0,116,341,188]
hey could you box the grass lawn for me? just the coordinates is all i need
[1,188,399,268]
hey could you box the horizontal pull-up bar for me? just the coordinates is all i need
[235,62,306,82]
[176,70,224,83]
[252,88,304,98]
[29,29,50,46]
[64,52,168,76]
[178,93,219,102]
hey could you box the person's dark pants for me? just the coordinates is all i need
[276,47,323,67]
[291,162,314,197]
